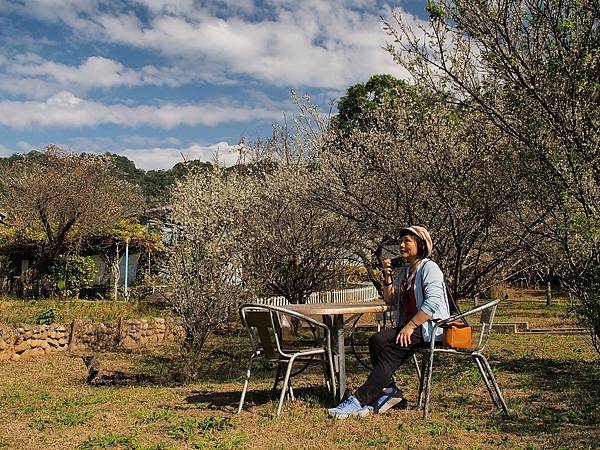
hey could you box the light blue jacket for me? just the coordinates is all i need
[392,258,450,342]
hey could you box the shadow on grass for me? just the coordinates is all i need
[185,389,243,410]
[392,351,599,444]
[185,385,333,412]
[77,348,185,387]
[86,343,334,388]
[495,356,600,436]
[496,311,571,320]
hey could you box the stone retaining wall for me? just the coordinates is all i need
[0,318,184,362]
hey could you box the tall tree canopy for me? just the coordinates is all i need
[335,74,415,132]
[0,146,143,279]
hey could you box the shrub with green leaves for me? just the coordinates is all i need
[35,306,56,325]
[47,256,96,298]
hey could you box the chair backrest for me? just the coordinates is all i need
[240,303,330,360]
[473,300,499,351]
[240,305,283,360]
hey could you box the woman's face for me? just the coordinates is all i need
[398,234,419,261]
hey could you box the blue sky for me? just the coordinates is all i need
[0,0,427,170]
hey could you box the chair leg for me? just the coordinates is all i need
[479,354,509,416]
[320,355,333,398]
[237,353,256,413]
[416,352,428,408]
[326,348,337,401]
[277,355,298,417]
[423,351,435,419]
[474,355,500,409]
[413,353,421,381]
[272,362,283,397]
[274,361,294,402]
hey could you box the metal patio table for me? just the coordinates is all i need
[284,300,391,402]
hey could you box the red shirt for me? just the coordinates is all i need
[399,275,418,327]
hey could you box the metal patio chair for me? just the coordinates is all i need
[237,303,337,417]
[416,299,509,418]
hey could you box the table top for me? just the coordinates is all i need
[283,300,391,315]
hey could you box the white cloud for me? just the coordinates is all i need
[0,141,37,156]
[0,143,14,157]
[0,54,203,99]
[0,137,240,169]
[0,73,62,99]
[0,91,287,129]
[4,0,420,89]
[118,135,182,147]
[66,136,119,153]
[132,0,198,16]
[13,56,142,88]
[89,6,408,89]
[0,0,100,27]
[16,141,36,152]
[118,142,240,170]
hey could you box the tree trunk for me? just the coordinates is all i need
[546,268,553,306]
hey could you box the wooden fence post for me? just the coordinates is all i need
[68,319,80,352]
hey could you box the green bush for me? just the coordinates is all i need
[48,256,96,298]
[35,305,56,325]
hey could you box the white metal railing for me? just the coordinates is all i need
[255,284,379,306]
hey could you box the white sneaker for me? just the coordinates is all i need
[327,395,371,419]
[368,386,403,413]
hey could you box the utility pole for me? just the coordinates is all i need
[124,237,130,300]
[113,242,120,301]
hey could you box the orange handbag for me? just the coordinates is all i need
[442,321,472,349]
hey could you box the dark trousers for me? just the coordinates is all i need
[354,327,426,406]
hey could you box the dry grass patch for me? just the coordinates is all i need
[0,296,166,324]
[0,293,598,449]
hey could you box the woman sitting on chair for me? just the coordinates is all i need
[327,225,450,418]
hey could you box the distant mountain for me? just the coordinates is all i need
[0,151,213,205]
[0,150,278,206]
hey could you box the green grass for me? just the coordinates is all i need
[167,416,234,440]
[28,410,95,431]
[28,418,50,432]
[78,433,173,450]
[78,433,137,450]
[55,410,95,427]
[12,391,115,419]
[133,408,177,424]
[191,432,247,449]
[61,393,116,408]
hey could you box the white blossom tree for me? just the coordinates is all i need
[168,165,256,377]
[240,162,358,304]
[312,84,528,299]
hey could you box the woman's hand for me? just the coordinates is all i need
[396,323,416,347]
[381,258,393,285]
